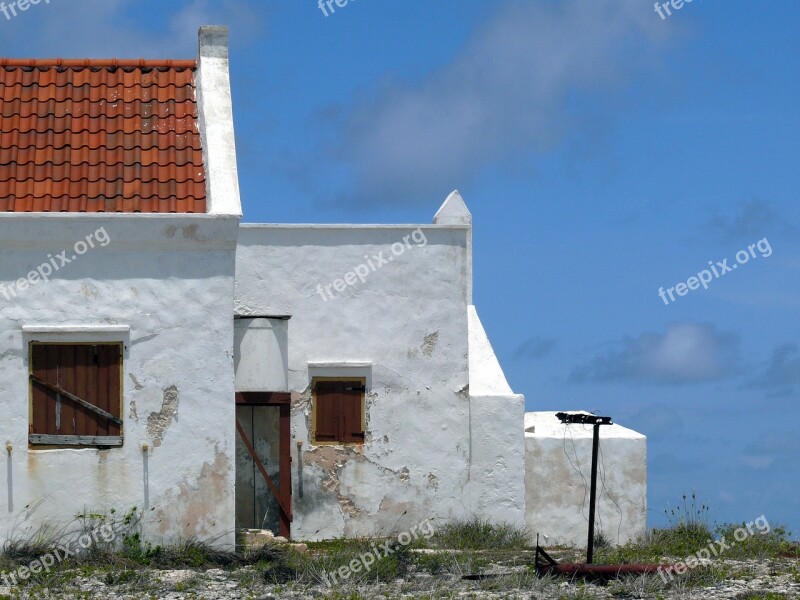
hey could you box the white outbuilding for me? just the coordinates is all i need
[524,411,647,547]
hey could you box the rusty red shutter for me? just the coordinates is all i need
[30,344,49,435]
[98,344,122,436]
[30,343,122,437]
[339,382,364,443]
[314,382,338,441]
[313,380,364,443]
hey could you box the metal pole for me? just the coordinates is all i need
[587,422,600,564]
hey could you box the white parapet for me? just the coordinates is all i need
[197,26,243,217]
[524,411,647,547]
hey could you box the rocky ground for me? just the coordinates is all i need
[1,556,798,599]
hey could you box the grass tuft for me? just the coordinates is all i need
[426,515,529,551]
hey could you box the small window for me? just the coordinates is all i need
[29,343,123,447]
[312,378,365,444]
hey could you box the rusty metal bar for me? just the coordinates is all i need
[540,563,677,577]
[536,538,677,580]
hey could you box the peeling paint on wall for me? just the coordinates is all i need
[151,446,230,539]
[147,385,180,448]
[300,444,423,529]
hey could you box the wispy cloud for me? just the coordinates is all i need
[513,335,557,360]
[742,431,800,470]
[570,322,740,385]
[329,0,669,207]
[706,199,795,242]
[747,343,800,397]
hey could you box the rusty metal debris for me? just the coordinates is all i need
[535,540,676,581]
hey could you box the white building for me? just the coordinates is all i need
[0,27,645,547]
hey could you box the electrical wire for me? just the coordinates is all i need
[562,424,590,524]
[599,441,624,544]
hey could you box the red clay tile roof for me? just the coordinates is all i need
[0,59,207,213]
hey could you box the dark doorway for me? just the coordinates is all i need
[235,392,291,538]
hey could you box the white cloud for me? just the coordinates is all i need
[571,322,739,385]
[333,0,669,206]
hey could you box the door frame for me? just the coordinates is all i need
[235,391,292,538]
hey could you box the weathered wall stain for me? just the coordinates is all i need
[147,385,179,448]
[151,446,230,539]
[182,224,199,241]
[421,331,439,356]
[129,374,144,390]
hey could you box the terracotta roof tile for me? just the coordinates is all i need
[0,60,206,213]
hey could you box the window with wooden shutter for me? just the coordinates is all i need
[29,342,123,447]
[312,379,365,444]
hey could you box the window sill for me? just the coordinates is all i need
[29,435,123,448]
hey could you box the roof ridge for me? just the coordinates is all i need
[0,59,196,69]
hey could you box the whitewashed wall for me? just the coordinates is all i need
[236,223,494,539]
[466,306,526,530]
[0,214,239,547]
[524,411,647,547]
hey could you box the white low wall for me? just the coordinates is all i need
[524,411,646,547]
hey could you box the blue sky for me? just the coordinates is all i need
[3,0,799,535]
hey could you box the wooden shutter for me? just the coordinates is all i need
[339,383,364,443]
[314,381,339,442]
[314,380,364,443]
[30,343,122,442]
